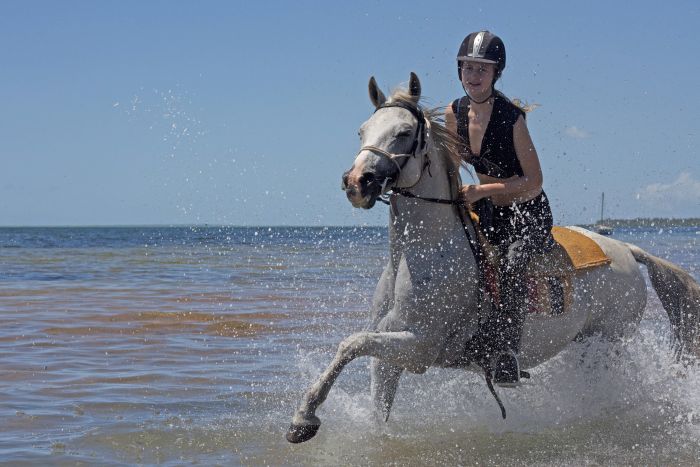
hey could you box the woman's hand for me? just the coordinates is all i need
[458,184,486,206]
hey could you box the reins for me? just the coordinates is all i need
[390,188,457,205]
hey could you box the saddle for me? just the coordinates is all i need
[454,209,613,416]
[472,213,611,316]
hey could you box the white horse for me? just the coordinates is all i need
[286,73,700,443]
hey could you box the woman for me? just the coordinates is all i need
[445,30,554,386]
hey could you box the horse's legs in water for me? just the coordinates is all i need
[287,330,429,443]
[371,357,403,422]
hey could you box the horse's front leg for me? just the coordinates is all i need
[286,330,432,443]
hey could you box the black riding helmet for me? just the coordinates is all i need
[456,31,506,82]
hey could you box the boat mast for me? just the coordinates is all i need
[600,192,605,223]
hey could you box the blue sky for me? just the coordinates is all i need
[1,1,699,226]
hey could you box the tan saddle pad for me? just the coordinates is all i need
[526,227,610,315]
[526,226,611,275]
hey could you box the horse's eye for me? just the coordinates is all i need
[397,131,412,138]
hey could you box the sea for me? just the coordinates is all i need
[1,225,699,465]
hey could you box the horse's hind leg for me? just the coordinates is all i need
[371,358,403,422]
[287,330,430,443]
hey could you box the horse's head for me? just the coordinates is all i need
[342,72,429,209]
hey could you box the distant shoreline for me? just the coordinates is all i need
[584,218,700,228]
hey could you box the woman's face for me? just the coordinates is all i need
[461,61,496,98]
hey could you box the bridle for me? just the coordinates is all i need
[356,101,459,205]
[356,101,428,190]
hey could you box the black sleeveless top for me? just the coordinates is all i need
[451,93,526,179]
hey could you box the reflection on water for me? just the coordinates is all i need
[0,226,698,464]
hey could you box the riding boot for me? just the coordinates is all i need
[492,244,528,386]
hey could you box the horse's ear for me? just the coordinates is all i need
[408,72,421,101]
[368,76,386,108]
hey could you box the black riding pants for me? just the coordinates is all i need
[484,191,554,353]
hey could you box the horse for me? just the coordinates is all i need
[286,72,700,443]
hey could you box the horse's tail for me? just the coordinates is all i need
[627,243,700,359]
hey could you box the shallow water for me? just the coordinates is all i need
[1,226,699,465]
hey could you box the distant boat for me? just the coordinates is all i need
[594,192,613,235]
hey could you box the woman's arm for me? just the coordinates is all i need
[460,114,543,203]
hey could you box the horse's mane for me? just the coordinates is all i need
[387,89,464,190]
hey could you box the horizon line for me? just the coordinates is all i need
[0,216,699,229]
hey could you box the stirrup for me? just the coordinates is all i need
[493,351,521,388]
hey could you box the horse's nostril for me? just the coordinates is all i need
[360,172,375,186]
[341,173,349,190]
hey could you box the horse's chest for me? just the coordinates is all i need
[394,246,473,292]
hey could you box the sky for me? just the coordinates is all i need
[1,0,699,226]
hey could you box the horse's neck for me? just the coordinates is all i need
[409,147,454,201]
[390,148,461,246]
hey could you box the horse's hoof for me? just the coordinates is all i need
[286,423,320,443]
